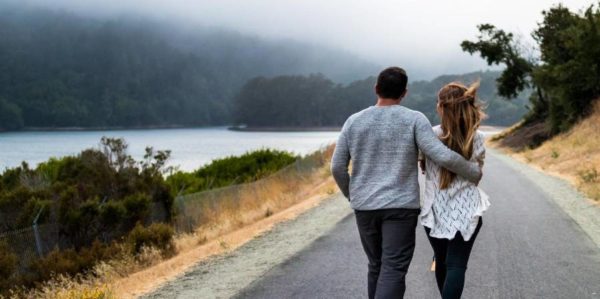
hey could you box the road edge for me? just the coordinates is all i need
[140,194,352,298]
[489,148,600,248]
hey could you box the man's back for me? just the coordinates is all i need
[331,105,424,210]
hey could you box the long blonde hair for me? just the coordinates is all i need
[437,81,486,189]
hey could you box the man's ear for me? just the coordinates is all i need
[374,84,379,96]
[400,89,408,99]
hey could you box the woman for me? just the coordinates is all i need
[419,81,490,299]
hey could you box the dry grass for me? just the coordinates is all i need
[113,177,337,298]
[173,144,335,240]
[493,100,600,201]
[12,145,338,299]
[5,246,165,299]
[111,145,337,297]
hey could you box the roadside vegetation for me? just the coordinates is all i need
[473,2,600,201]
[495,100,600,201]
[462,2,600,147]
[0,138,312,298]
[166,149,297,195]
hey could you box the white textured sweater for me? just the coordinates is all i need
[420,126,490,241]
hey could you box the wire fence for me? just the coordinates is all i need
[0,146,331,278]
[0,223,59,271]
[174,149,330,233]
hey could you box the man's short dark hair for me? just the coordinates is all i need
[376,67,408,99]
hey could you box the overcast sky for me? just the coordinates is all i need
[19,0,595,79]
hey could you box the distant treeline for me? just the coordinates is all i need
[233,71,529,127]
[0,5,531,131]
[0,5,377,131]
[0,5,529,132]
[462,3,600,135]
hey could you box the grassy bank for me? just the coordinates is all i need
[491,100,600,201]
[0,141,336,298]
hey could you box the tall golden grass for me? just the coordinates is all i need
[174,145,335,242]
[7,145,336,299]
[510,100,600,201]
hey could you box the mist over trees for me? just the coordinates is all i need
[0,5,378,130]
[0,4,531,132]
[233,71,529,128]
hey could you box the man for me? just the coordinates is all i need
[331,67,481,299]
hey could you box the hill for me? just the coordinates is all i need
[0,4,378,130]
[493,99,600,201]
[233,71,529,128]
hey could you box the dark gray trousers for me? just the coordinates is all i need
[355,208,419,299]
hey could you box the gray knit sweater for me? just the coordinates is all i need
[331,105,481,210]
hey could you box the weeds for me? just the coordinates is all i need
[504,100,600,202]
[579,168,598,183]
[265,208,273,218]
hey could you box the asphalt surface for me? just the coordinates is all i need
[234,151,600,299]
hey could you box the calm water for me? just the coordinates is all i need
[0,127,339,172]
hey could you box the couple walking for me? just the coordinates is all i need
[331,67,490,299]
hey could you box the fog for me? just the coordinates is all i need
[13,0,595,79]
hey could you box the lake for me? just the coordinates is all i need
[0,127,340,172]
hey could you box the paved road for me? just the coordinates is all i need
[235,151,600,299]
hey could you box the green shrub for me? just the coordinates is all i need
[26,240,123,287]
[0,241,18,292]
[0,137,177,292]
[579,168,598,183]
[99,201,127,228]
[122,193,151,222]
[168,149,297,194]
[126,223,175,257]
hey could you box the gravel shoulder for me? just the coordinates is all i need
[489,148,600,247]
[141,194,352,299]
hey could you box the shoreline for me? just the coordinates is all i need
[228,126,341,132]
[1,124,509,134]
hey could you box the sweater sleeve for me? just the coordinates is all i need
[331,121,351,199]
[414,113,482,183]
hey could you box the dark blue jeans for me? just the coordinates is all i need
[355,208,420,299]
[425,219,482,299]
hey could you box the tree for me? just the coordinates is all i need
[233,71,529,128]
[461,24,536,100]
[0,98,24,131]
[462,3,600,133]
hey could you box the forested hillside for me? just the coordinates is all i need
[233,71,529,127]
[0,4,531,132]
[0,5,378,130]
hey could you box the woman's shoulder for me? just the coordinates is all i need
[432,125,443,135]
[475,129,485,137]
[475,130,486,143]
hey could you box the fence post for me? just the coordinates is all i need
[175,185,189,233]
[32,206,45,257]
